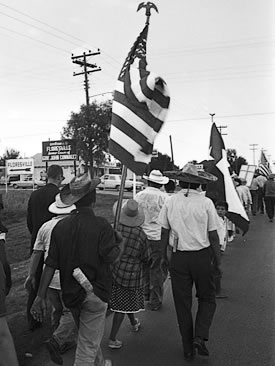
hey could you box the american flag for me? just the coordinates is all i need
[258,150,272,178]
[206,123,249,235]
[109,24,170,176]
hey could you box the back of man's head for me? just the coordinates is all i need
[179,181,200,190]
[47,165,63,185]
[148,180,162,189]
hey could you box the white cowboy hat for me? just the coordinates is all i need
[48,192,76,214]
[165,163,218,184]
[113,199,145,227]
[143,170,169,185]
[60,173,100,206]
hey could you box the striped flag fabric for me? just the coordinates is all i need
[258,150,272,178]
[205,123,249,235]
[109,24,170,176]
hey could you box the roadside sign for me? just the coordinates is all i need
[239,165,256,187]
[6,158,34,175]
[42,140,76,161]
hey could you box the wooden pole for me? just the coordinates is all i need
[113,165,127,230]
[169,135,175,169]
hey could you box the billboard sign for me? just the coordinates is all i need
[42,140,76,161]
[6,158,34,175]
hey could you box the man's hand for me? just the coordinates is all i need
[24,275,36,292]
[30,296,47,323]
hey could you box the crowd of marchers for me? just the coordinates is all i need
[0,163,275,365]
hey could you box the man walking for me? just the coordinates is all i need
[31,173,123,366]
[263,173,275,222]
[158,163,221,361]
[26,164,64,330]
[135,170,169,311]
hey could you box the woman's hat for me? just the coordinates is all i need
[164,163,218,184]
[60,173,101,206]
[49,191,76,214]
[143,170,169,185]
[113,199,145,227]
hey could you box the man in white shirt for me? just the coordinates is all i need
[135,170,169,311]
[158,163,221,361]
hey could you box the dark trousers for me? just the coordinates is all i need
[170,248,216,353]
[258,188,265,213]
[250,190,258,215]
[264,196,275,219]
[144,239,168,308]
[26,254,44,329]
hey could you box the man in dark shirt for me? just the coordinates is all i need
[31,173,124,366]
[26,164,64,330]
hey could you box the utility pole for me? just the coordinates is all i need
[71,50,101,105]
[249,144,258,165]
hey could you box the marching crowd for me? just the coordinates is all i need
[0,163,275,365]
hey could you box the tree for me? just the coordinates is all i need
[0,148,20,166]
[146,152,178,174]
[62,100,112,176]
[227,148,248,175]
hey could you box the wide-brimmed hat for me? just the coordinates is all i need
[49,191,76,214]
[164,163,218,184]
[113,199,145,227]
[60,173,100,206]
[143,170,169,185]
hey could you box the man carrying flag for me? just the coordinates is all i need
[205,123,249,235]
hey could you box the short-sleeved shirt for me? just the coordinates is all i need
[135,187,168,240]
[158,189,219,251]
[45,207,120,307]
[0,261,6,317]
[33,215,69,289]
[112,224,151,289]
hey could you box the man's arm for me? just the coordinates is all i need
[0,317,19,366]
[30,265,55,322]
[24,250,43,291]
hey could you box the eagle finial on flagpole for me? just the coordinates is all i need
[137,2,159,25]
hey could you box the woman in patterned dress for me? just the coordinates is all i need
[108,199,152,349]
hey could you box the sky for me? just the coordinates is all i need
[0,0,274,169]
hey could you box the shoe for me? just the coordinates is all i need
[108,339,123,349]
[104,360,112,366]
[132,318,141,332]
[45,337,63,365]
[269,218,273,222]
[184,351,195,361]
[148,303,161,311]
[194,337,209,356]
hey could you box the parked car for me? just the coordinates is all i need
[11,177,35,189]
[97,174,144,191]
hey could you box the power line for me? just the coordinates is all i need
[166,112,275,123]
[0,25,69,53]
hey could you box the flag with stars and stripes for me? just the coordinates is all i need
[258,150,272,178]
[109,24,170,176]
[205,123,249,235]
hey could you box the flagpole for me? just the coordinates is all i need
[113,165,127,230]
[137,2,159,26]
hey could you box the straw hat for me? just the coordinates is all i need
[143,170,169,185]
[164,163,218,184]
[113,199,145,227]
[49,192,76,215]
[60,173,100,206]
